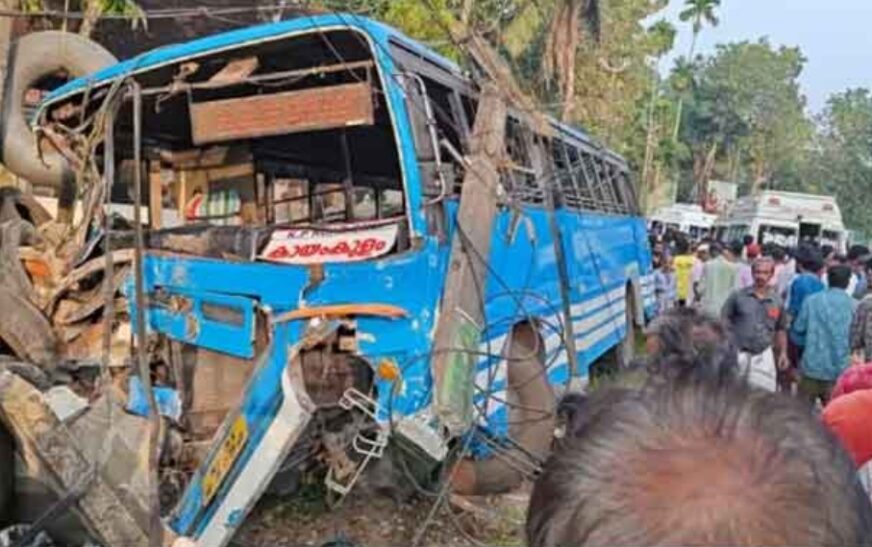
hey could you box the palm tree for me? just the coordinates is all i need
[672,0,720,140]
[679,0,720,60]
[641,20,676,211]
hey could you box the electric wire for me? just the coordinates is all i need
[30,9,641,544]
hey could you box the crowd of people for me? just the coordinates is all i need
[523,233,872,546]
[650,232,872,401]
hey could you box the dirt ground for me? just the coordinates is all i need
[233,484,529,547]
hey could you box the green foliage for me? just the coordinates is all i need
[556,0,671,149]
[678,0,720,35]
[316,0,867,235]
[646,19,677,58]
[796,89,872,237]
[673,40,811,196]
[94,0,146,28]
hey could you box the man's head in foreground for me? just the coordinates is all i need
[527,375,872,546]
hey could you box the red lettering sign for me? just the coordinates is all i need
[260,225,398,265]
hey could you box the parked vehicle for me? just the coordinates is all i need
[714,190,847,251]
[5,13,655,546]
[648,203,718,241]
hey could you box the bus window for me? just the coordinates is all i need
[616,170,640,215]
[550,140,574,207]
[605,162,628,213]
[578,150,608,212]
[724,224,749,242]
[822,230,842,248]
[399,72,464,198]
[799,222,822,243]
[505,117,542,203]
[560,144,586,208]
[758,225,797,247]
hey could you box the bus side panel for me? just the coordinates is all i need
[570,213,655,363]
[470,208,656,449]
[632,216,657,320]
[470,205,564,445]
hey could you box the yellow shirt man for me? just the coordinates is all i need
[673,254,696,303]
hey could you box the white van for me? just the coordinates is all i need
[648,203,718,241]
[715,191,847,251]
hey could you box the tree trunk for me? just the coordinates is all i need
[460,0,474,25]
[672,28,699,141]
[699,140,718,205]
[79,0,103,38]
[750,158,768,195]
[560,1,583,121]
[642,58,661,208]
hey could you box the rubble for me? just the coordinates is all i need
[0,187,155,544]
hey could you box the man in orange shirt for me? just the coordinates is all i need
[823,389,872,468]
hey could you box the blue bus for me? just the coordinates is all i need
[35,13,656,545]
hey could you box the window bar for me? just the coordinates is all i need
[559,143,582,208]
[340,129,355,222]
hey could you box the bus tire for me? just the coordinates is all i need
[1,31,116,189]
[618,286,638,366]
[590,286,637,382]
[450,323,555,495]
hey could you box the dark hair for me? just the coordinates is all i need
[770,245,786,261]
[643,308,737,383]
[742,234,754,246]
[728,239,744,257]
[527,376,872,547]
[674,237,690,255]
[796,245,824,273]
[828,264,853,289]
[822,244,836,259]
[848,245,870,262]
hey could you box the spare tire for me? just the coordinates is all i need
[0,31,117,189]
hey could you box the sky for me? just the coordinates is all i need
[658,0,872,113]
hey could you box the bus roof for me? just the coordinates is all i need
[40,13,452,106]
[721,190,844,229]
[649,203,717,226]
[37,13,625,166]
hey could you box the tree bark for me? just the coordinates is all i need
[78,0,103,38]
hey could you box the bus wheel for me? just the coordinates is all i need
[450,323,555,495]
[590,287,637,384]
[618,287,638,366]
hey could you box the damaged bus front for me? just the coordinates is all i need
[1,13,655,546]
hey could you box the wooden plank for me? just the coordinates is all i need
[430,84,506,434]
[189,82,375,145]
[149,162,163,229]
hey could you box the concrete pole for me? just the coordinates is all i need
[0,1,14,191]
[0,1,14,113]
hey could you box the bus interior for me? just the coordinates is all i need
[42,28,411,261]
